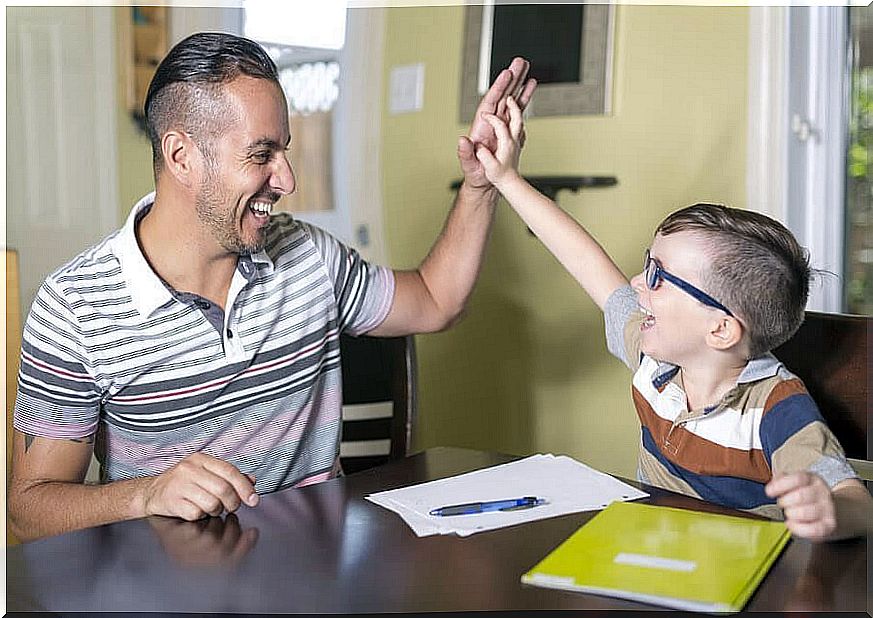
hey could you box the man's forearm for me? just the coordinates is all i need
[9,477,151,542]
[415,181,499,328]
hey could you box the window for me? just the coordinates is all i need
[243,0,346,50]
[846,6,873,314]
[243,0,346,215]
[747,7,872,315]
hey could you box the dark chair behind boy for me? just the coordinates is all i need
[773,311,871,486]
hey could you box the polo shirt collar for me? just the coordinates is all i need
[112,192,276,318]
[113,193,174,318]
[736,352,782,383]
[651,361,680,390]
[244,246,273,275]
[650,352,782,391]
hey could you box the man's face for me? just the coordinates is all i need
[194,76,295,254]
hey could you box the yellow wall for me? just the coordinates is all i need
[109,5,750,478]
[380,6,748,478]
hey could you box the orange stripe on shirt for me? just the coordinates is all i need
[763,378,808,414]
[633,387,772,483]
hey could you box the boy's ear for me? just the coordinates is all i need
[160,130,200,188]
[706,315,744,352]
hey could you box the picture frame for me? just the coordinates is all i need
[459,3,615,121]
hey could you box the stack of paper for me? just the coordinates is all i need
[522,501,791,613]
[365,454,648,536]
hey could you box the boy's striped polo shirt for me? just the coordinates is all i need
[604,285,857,518]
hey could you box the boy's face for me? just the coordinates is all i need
[629,231,727,364]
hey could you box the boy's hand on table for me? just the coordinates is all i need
[766,472,836,542]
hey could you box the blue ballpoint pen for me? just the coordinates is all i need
[429,496,545,516]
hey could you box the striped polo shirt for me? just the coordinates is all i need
[13,193,395,493]
[604,285,857,518]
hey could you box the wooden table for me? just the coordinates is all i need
[6,447,869,614]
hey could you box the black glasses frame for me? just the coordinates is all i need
[643,250,734,317]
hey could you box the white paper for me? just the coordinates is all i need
[365,454,648,537]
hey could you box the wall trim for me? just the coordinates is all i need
[94,8,120,232]
[746,6,788,222]
[802,7,847,312]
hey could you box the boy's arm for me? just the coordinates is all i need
[765,473,872,542]
[367,58,537,336]
[476,99,628,310]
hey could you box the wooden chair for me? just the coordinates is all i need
[339,334,417,474]
[6,249,22,545]
[773,311,871,482]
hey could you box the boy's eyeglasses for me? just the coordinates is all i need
[643,250,734,317]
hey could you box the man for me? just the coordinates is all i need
[9,32,536,541]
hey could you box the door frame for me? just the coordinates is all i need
[4,6,120,307]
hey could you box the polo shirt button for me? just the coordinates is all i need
[226,329,233,339]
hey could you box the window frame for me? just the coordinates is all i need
[746,6,848,313]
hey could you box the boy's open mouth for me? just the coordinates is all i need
[640,305,656,330]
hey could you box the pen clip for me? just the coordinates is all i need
[499,497,546,512]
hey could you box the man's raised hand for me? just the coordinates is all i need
[458,57,536,189]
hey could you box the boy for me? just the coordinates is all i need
[474,97,872,541]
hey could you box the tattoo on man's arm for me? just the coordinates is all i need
[23,433,94,452]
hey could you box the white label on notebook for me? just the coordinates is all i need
[526,574,576,587]
[613,552,697,572]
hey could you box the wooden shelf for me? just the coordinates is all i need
[450,175,618,235]
[121,6,169,120]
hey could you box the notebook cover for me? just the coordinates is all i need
[521,500,790,613]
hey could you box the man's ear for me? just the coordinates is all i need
[706,315,744,352]
[160,130,199,188]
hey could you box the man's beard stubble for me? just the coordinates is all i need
[195,165,267,255]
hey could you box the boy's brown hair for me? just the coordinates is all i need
[656,203,811,357]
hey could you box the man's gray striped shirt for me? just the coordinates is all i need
[13,194,395,492]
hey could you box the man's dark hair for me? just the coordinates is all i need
[144,32,280,175]
[656,203,811,357]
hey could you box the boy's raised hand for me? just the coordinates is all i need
[474,96,525,188]
[458,57,536,190]
[765,472,836,541]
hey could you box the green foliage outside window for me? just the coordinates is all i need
[846,65,873,315]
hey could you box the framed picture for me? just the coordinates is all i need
[459,3,614,121]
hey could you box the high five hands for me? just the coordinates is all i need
[458,57,536,190]
[474,96,525,189]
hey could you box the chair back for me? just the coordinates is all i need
[772,311,870,481]
[339,334,417,474]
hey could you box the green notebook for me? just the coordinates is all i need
[522,500,790,614]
